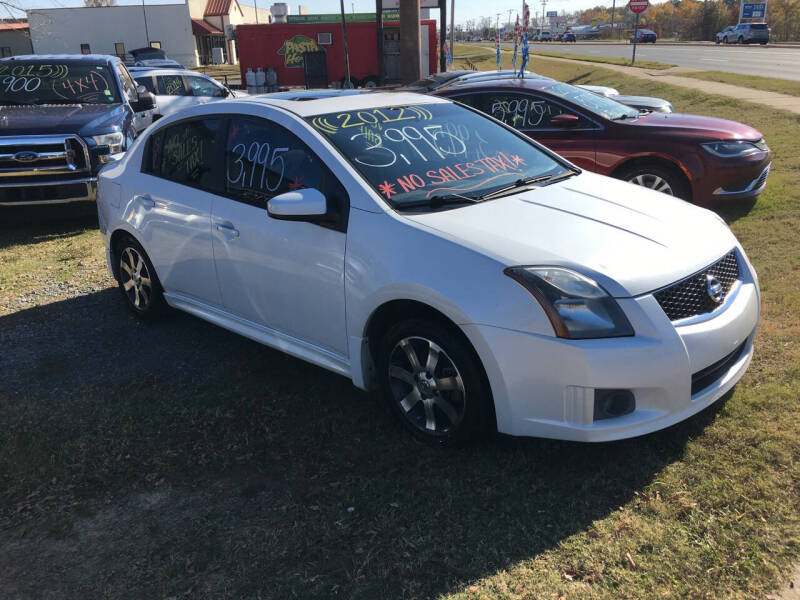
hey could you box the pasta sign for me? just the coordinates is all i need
[277,35,320,68]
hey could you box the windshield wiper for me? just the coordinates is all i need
[612,113,639,121]
[397,191,481,210]
[478,171,576,201]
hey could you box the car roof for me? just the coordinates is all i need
[436,76,556,94]
[129,67,206,76]
[0,53,118,64]
[236,90,449,117]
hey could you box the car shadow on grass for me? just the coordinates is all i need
[0,289,728,599]
[0,203,98,250]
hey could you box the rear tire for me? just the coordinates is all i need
[723,36,728,43]
[617,163,690,201]
[113,234,166,320]
[376,318,491,446]
[738,36,744,44]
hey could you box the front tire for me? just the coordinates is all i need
[114,234,166,319]
[377,318,491,445]
[617,163,690,200]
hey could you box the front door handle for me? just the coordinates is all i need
[215,222,240,238]
[133,193,155,209]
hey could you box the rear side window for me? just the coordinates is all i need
[750,23,768,29]
[157,75,187,96]
[143,119,223,191]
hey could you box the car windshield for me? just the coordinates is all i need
[308,102,570,208]
[541,82,639,121]
[0,62,120,105]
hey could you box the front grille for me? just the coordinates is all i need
[691,340,746,395]
[654,251,740,321]
[0,135,89,178]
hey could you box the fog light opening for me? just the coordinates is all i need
[593,389,636,421]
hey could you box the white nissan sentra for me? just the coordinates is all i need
[96,90,759,445]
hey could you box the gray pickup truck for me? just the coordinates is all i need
[0,54,156,206]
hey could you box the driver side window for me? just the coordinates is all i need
[115,64,138,102]
[224,118,349,230]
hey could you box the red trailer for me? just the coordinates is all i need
[237,20,439,88]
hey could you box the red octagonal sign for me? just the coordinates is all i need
[628,0,649,13]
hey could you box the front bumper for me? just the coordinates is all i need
[464,251,760,442]
[0,177,98,206]
[693,151,771,203]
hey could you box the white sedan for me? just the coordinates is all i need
[129,67,245,120]
[96,90,759,445]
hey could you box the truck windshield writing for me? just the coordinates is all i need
[0,63,120,105]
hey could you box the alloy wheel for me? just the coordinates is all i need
[387,336,466,434]
[628,173,674,195]
[119,246,153,310]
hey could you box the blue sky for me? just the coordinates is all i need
[5,0,629,27]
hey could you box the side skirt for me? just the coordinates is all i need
[164,292,352,379]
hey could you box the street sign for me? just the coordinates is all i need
[741,2,766,18]
[628,0,650,14]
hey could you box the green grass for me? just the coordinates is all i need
[188,63,242,81]
[456,43,674,70]
[533,50,675,70]
[0,58,799,598]
[679,69,800,97]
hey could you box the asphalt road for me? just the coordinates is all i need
[521,43,800,81]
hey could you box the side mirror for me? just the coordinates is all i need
[267,188,327,221]
[132,91,156,112]
[135,84,148,96]
[550,113,580,127]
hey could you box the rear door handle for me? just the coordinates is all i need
[215,222,240,238]
[133,193,155,209]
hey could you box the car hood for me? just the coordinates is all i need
[632,111,762,140]
[0,103,127,136]
[403,171,739,297]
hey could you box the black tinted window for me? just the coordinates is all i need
[144,119,222,190]
[225,118,348,225]
[134,75,155,93]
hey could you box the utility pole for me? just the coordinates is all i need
[141,0,150,45]
[540,0,547,31]
[400,0,421,83]
[610,0,615,39]
[339,0,352,86]
[507,8,513,28]
[496,12,501,37]
[449,0,455,59]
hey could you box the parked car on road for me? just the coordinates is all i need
[0,54,156,207]
[126,47,183,68]
[729,22,770,44]
[631,29,657,43]
[97,90,759,445]
[435,78,770,203]
[715,25,737,44]
[561,32,577,42]
[130,67,244,120]
[537,31,552,41]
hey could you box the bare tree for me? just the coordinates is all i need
[84,0,117,6]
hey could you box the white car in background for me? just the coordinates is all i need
[96,90,758,445]
[129,67,246,120]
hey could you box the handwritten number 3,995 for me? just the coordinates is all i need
[227,141,288,192]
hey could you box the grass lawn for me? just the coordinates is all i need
[188,63,242,83]
[0,58,798,598]
[471,42,674,70]
[679,69,800,97]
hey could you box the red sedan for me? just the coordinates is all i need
[434,78,771,204]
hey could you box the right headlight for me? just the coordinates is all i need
[504,266,634,339]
